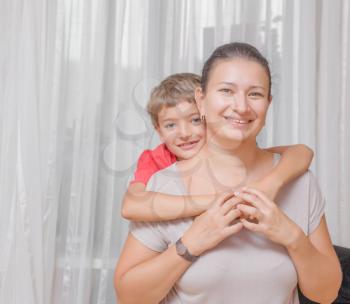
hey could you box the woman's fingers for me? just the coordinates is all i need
[214,192,235,208]
[240,218,260,232]
[220,196,243,215]
[236,204,262,221]
[234,191,266,212]
[222,208,241,225]
[221,221,243,238]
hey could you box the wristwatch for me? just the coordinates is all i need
[175,238,199,263]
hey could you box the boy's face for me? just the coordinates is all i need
[156,101,206,160]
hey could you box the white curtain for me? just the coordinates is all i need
[1,0,349,303]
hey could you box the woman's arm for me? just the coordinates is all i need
[115,234,192,304]
[287,216,342,303]
[251,144,314,200]
[116,193,243,303]
[121,182,217,221]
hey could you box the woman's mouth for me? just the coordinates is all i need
[224,116,253,128]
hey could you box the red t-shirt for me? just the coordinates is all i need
[130,143,177,185]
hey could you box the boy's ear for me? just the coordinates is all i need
[195,86,205,116]
[154,125,164,142]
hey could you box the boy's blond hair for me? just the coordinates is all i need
[147,73,201,127]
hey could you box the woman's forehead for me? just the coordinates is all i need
[208,58,269,87]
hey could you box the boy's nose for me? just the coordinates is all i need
[178,124,191,139]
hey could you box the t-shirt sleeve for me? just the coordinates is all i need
[308,171,326,234]
[130,144,176,186]
[129,221,168,252]
[128,173,175,253]
[130,150,159,185]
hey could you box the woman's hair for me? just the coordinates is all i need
[147,73,201,127]
[201,42,271,96]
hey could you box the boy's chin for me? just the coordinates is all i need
[175,150,198,161]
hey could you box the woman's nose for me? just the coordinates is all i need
[232,94,250,114]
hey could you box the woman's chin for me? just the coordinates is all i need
[208,136,246,151]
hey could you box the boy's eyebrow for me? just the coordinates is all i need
[160,118,176,123]
[159,111,199,122]
[186,110,200,116]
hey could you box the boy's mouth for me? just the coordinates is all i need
[177,140,200,150]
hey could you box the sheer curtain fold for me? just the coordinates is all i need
[1,0,349,303]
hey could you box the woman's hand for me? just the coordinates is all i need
[181,193,244,256]
[235,188,301,247]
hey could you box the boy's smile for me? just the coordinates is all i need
[156,101,206,160]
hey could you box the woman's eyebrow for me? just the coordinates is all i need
[217,82,266,90]
[218,81,236,86]
[249,85,265,90]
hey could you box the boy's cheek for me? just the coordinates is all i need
[157,128,172,142]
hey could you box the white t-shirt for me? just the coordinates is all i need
[129,160,325,304]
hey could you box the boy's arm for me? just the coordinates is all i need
[250,144,314,200]
[122,144,313,221]
[121,183,216,221]
[123,144,236,222]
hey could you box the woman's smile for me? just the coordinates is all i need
[223,115,254,129]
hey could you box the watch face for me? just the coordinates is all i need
[176,239,186,255]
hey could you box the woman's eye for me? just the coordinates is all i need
[249,92,264,97]
[191,117,201,125]
[219,88,233,94]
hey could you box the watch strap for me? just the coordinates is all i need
[175,238,199,262]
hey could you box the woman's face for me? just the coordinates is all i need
[196,58,271,149]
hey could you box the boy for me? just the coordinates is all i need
[121,73,313,221]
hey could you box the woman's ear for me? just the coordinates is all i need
[195,86,205,116]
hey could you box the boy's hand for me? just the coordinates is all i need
[245,175,283,201]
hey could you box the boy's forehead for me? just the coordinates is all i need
[158,101,199,119]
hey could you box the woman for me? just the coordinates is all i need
[114,42,342,304]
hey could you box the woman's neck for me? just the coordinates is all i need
[176,137,274,195]
[198,137,262,171]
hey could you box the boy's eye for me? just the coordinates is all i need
[164,123,176,129]
[191,117,201,125]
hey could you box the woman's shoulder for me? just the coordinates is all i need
[277,169,325,214]
[288,169,319,189]
[279,169,317,195]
